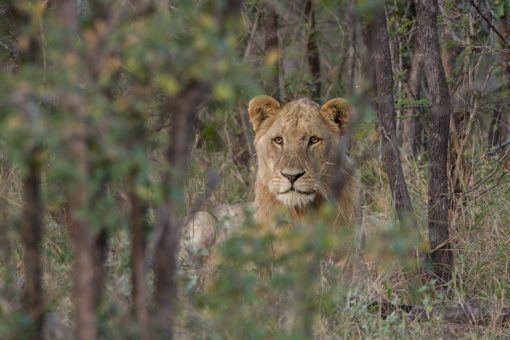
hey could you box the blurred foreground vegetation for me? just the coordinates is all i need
[1,0,509,338]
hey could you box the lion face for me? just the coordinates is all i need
[248,96,353,209]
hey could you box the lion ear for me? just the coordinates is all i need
[248,95,281,132]
[321,98,353,134]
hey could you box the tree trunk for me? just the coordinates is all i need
[21,148,44,339]
[66,138,97,340]
[153,3,239,334]
[444,6,472,212]
[153,82,210,337]
[304,0,321,100]
[130,188,149,339]
[126,110,150,338]
[416,0,453,284]
[342,0,357,97]
[9,2,46,337]
[366,7,416,227]
[402,48,423,157]
[264,4,280,100]
[493,2,510,146]
[92,228,108,309]
[57,1,101,338]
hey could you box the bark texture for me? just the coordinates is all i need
[342,0,357,96]
[367,8,416,226]
[304,0,321,100]
[264,4,280,100]
[416,0,453,283]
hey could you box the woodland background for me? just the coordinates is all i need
[0,0,509,338]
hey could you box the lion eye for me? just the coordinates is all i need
[273,136,283,145]
[309,136,321,145]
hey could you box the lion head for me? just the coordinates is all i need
[248,96,357,223]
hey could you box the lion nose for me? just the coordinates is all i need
[281,171,305,184]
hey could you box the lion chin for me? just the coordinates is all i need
[276,190,316,208]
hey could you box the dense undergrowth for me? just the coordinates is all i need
[1,113,509,338]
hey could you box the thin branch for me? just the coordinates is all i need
[474,170,509,199]
[470,0,509,47]
[242,10,260,62]
[486,140,510,156]
[464,146,510,195]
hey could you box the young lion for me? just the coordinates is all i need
[182,96,360,259]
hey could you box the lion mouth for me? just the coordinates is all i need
[276,188,316,208]
[278,188,315,195]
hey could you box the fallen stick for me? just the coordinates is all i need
[370,300,510,326]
